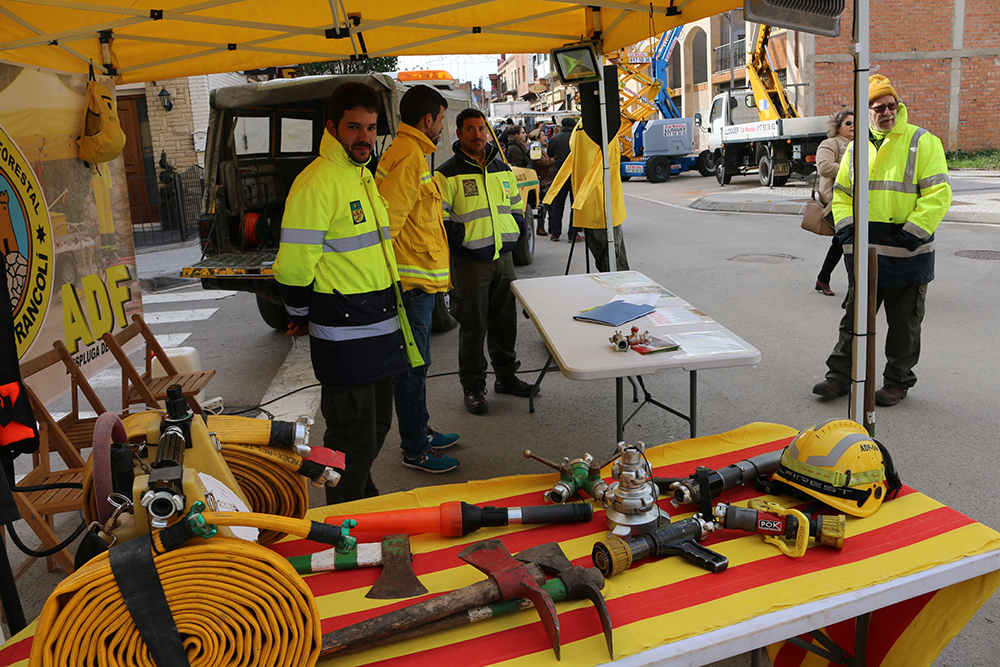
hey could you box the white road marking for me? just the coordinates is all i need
[155,333,193,349]
[143,290,237,304]
[144,308,218,324]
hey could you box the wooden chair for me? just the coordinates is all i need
[12,341,107,576]
[101,313,215,414]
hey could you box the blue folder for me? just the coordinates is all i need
[573,301,655,326]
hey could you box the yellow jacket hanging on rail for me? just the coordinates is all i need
[543,123,627,230]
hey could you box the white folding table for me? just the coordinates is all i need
[512,272,761,441]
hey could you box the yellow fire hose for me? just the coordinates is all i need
[30,511,354,667]
[220,444,309,545]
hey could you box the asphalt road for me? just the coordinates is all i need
[11,171,1000,665]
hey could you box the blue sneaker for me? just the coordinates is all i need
[403,449,459,473]
[427,427,460,450]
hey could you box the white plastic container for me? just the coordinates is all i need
[151,346,205,407]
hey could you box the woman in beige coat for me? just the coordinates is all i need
[814,109,854,296]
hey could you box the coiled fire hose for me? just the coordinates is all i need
[220,444,309,545]
[30,509,354,667]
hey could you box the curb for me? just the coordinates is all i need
[139,274,200,293]
[690,197,1000,224]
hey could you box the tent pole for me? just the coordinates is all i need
[597,58,616,272]
[850,0,871,429]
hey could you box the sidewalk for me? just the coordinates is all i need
[133,237,204,292]
[690,169,1000,224]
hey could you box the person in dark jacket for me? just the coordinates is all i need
[546,117,579,241]
[504,126,532,168]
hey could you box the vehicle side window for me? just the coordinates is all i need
[234,116,270,155]
[280,118,313,154]
[731,95,760,124]
[709,98,723,124]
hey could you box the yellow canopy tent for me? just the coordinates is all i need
[0,0,739,83]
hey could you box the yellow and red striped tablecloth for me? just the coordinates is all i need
[2,422,998,667]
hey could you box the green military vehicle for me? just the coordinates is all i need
[182,73,538,330]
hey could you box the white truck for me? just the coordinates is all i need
[695,88,828,187]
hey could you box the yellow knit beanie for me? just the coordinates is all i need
[869,75,898,103]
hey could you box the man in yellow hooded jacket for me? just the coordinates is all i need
[274,83,422,503]
[812,75,952,407]
[375,84,459,474]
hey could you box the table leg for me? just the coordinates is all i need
[750,648,763,667]
[616,377,624,444]
[528,354,556,414]
[690,370,698,439]
[627,376,639,402]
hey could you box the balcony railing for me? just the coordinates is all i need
[713,39,746,74]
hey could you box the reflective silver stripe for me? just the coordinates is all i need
[833,182,852,195]
[870,180,918,194]
[464,236,496,250]
[285,305,309,317]
[420,173,433,183]
[375,167,388,179]
[919,172,949,189]
[847,144,854,189]
[836,216,854,231]
[398,266,449,280]
[842,242,935,257]
[803,432,871,468]
[442,201,453,212]
[903,220,931,241]
[500,232,520,243]
[323,229,383,253]
[281,228,327,245]
[449,208,492,224]
[904,128,927,185]
[509,192,523,206]
[496,205,512,215]
[309,318,400,342]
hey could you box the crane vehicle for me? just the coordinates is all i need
[695,23,828,187]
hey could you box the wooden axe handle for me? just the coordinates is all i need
[320,562,545,656]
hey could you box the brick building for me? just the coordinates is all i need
[807,0,999,151]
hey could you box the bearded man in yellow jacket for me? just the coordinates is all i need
[375,85,459,474]
[812,75,952,407]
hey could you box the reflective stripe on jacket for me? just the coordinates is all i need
[273,131,422,385]
[435,141,524,262]
[831,104,952,287]
[375,123,450,294]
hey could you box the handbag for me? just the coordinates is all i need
[800,187,834,236]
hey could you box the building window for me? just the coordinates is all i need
[693,29,708,85]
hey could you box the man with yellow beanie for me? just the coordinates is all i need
[812,75,951,407]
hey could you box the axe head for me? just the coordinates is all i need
[459,539,562,659]
[366,534,428,600]
[517,543,614,660]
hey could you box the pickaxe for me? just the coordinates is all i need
[319,539,559,657]
[342,542,614,660]
[287,534,427,600]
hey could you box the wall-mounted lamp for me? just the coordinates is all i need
[158,87,173,112]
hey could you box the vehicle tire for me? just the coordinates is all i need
[431,291,457,333]
[772,173,790,187]
[758,156,773,187]
[697,150,715,177]
[716,160,731,186]
[621,175,631,182]
[512,205,534,266]
[646,156,671,183]
[256,294,289,331]
[56,256,77,288]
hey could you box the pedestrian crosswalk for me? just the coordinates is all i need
[48,288,236,418]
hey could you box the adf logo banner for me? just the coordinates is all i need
[1,124,52,359]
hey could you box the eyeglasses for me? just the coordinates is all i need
[869,101,898,114]
[843,121,854,127]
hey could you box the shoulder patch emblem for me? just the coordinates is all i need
[462,179,479,198]
[350,200,366,224]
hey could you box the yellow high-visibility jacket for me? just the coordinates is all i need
[435,141,524,262]
[832,104,952,286]
[375,123,450,294]
[544,123,626,230]
[274,131,422,385]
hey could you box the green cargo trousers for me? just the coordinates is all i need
[825,283,927,390]
[449,253,519,392]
